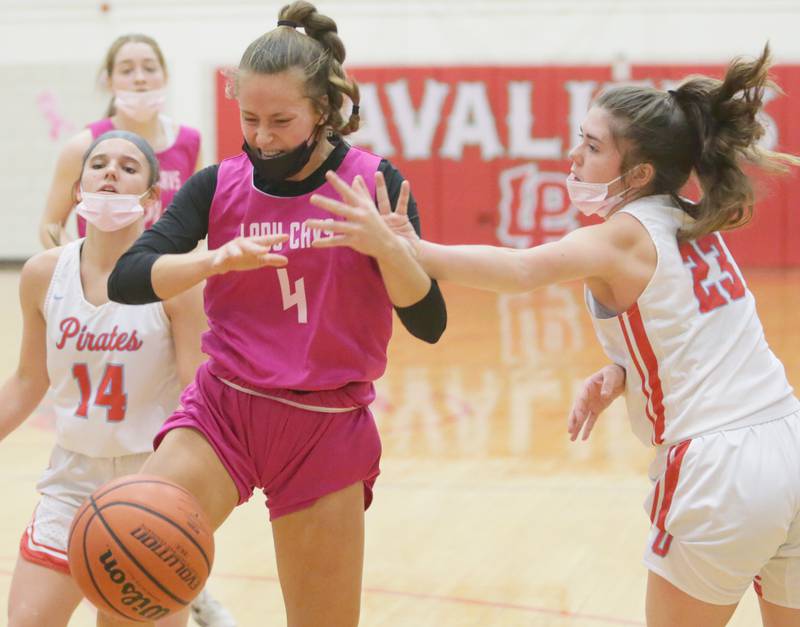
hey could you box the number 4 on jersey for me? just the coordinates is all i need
[277,268,308,324]
[679,233,746,313]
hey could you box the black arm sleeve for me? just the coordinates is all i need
[107,165,218,304]
[378,159,447,344]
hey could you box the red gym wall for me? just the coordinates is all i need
[216,65,800,268]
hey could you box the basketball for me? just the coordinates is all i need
[67,474,214,623]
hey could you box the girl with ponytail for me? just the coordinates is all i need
[39,34,202,249]
[316,45,800,626]
[108,3,447,626]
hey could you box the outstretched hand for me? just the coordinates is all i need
[209,234,289,276]
[374,171,420,257]
[306,171,420,259]
[567,364,626,441]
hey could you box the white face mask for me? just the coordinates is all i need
[76,189,148,232]
[566,172,632,218]
[114,88,166,123]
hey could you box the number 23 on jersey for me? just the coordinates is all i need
[679,233,746,314]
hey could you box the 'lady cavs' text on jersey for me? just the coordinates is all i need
[203,147,392,406]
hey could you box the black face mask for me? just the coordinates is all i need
[243,126,320,185]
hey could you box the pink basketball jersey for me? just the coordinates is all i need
[203,147,392,407]
[82,118,200,234]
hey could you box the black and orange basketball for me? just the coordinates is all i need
[67,474,214,623]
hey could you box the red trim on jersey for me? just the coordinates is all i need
[651,440,691,557]
[753,575,763,597]
[618,313,658,444]
[19,526,70,575]
[619,304,666,445]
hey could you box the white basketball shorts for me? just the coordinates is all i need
[643,410,800,607]
[20,445,149,574]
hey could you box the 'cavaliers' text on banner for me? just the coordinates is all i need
[216,66,800,267]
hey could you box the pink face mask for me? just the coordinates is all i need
[114,88,166,123]
[76,189,148,232]
[566,172,631,218]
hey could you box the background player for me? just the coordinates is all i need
[39,33,201,248]
[0,130,230,627]
[309,46,800,627]
[107,2,447,626]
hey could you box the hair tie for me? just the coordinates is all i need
[667,89,679,98]
[351,104,360,116]
[277,19,300,28]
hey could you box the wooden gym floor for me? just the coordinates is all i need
[0,267,797,626]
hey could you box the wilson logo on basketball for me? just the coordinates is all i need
[130,525,202,591]
[99,549,171,621]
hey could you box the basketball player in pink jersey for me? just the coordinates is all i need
[39,33,201,248]
[313,46,800,627]
[107,2,447,626]
[0,131,224,627]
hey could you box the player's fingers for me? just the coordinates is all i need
[310,235,351,248]
[353,174,371,200]
[249,234,289,248]
[375,171,391,215]
[324,170,361,205]
[258,253,288,267]
[303,218,335,232]
[303,219,354,235]
[582,412,598,441]
[396,180,410,216]
[568,407,583,441]
[309,193,357,219]
[238,238,273,256]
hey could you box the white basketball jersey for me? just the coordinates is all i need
[44,240,182,457]
[587,195,799,447]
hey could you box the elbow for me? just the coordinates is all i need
[419,309,447,344]
[106,269,125,304]
[394,282,448,344]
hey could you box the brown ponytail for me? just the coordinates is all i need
[232,1,360,135]
[671,45,798,238]
[596,44,799,240]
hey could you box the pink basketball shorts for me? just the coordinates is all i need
[154,363,382,520]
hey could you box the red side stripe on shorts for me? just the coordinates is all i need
[19,527,70,575]
[619,304,666,445]
[651,440,691,557]
[649,480,661,524]
[753,575,763,597]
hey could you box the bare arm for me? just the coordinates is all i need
[39,130,93,248]
[0,252,56,441]
[162,282,208,388]
[417,219,634,293]
[150,234,289,301]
